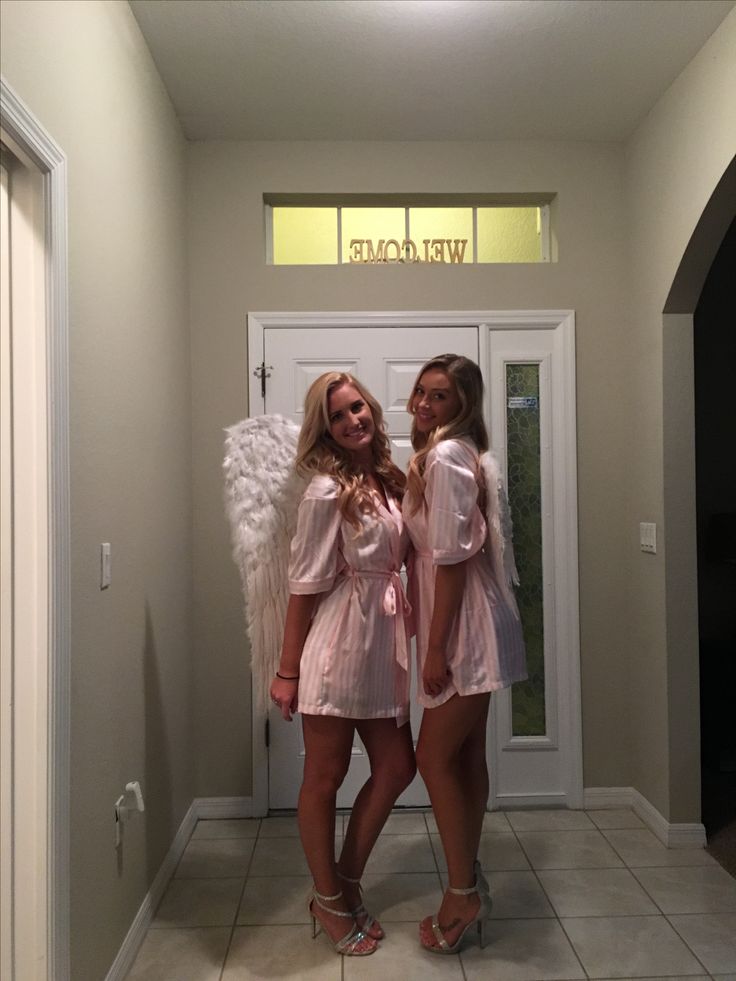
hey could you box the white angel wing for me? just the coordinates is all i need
[478,450,521,601]
[223,414,307,712]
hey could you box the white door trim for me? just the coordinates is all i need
[1,77,71,980]
[246,309,580,814]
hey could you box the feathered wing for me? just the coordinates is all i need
[479,450,521,609]
[223,415,307,712]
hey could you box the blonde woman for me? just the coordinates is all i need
[404,354,526,954]
[270,372,415,957]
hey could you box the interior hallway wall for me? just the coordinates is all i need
[186,139,632,802]
[623,6,736,824]
[1,2,194,979]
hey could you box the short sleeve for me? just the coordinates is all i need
[426,440,486,565]
[288,475,343,593]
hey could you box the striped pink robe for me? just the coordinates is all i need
[289,474,412,724]
[404,438,527,709]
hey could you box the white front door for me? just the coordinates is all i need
[261,324,478,808]
[248,311,581,812]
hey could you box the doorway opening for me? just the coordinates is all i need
[694,216,736,876]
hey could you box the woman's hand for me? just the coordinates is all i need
[423,647,451,699]
[270,675,299,721]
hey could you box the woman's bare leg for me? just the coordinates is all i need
[415,692,491,948]
[299,714,375,951]
[338,719,416,934]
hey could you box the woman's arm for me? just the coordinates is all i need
[422,561,467,698]
[270,593,318,721]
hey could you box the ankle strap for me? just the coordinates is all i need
[447,882,479,896]
[311,889,353,918]
[338,872,361,884]
[313,888,342,902]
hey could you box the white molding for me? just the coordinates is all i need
[584,786,706,849]
[192,796,262,819]
[1,76,70,981]
[496,793,569,809]
[104,803,198,981]
[584,786,634,810]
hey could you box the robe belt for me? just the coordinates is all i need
[345,568,412,671]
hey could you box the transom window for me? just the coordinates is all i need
[265,195,553,265]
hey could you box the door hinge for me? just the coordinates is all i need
[253,361,273,399]
[265,717,270,748]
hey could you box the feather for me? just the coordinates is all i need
[223,415,307,712]
[478,450,521,605]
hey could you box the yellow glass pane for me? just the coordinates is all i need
[272,207,336,265]
[342,208,406,263]
[477,207,541,263]
[408,208,473,263]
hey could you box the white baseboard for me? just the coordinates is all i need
[193,795,264,819]
[496,792,569,808]
[584,786,706,849]
[104,796,258,980]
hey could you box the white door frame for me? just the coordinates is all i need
[246,309,581,814]
[1,78,71,980]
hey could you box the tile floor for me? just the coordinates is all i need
[126,808,736,981]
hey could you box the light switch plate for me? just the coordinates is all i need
[639,522,657,554]
[101,542,111,588]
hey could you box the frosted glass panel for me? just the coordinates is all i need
[409,208,473,263]
[478,207,540,263]
[342,208,405,263]
[272,207,336,264]
[506,363,545,736]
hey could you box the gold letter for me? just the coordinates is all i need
[349,239,365,263]
[366,239,385,263]
[384,239,401,263]
[445,239,467,264]
[403,239,417,262]
[431,239,445,263]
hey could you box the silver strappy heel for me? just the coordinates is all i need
[421,879,492,954]
[338,872,385,939]
[308,888,378,956]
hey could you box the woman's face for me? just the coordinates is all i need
[327,382,375,458]
[410,368,461,434]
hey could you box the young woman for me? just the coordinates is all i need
[270,371,415,957]
[404,354,526,954]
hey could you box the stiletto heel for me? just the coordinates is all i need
[338,872,385,939]
[420,880,492,954]
[308,888,378,956]
[474,859,493,911]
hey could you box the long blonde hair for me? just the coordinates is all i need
[296,372,405,528]
[406,354,488,509]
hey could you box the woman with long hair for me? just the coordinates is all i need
[404,354,526,954]
[270,371,415,957]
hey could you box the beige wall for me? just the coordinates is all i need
[623,7,736,821]
[1,2,193,979]
[187,139,633,796]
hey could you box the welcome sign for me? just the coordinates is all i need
[349,238,469,264]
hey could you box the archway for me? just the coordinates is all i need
[661,156,736,865]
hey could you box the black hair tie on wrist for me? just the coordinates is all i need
[276,671,299,681]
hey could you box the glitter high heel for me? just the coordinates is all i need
[308,888,378,956]
[420,880,492,954]
[338,872,385,939]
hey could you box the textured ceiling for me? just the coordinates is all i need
[129,0,735,142]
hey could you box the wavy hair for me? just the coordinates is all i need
[406,354,488,510]
[296,372,405,529]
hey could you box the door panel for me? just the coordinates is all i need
[263,326,477,808]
